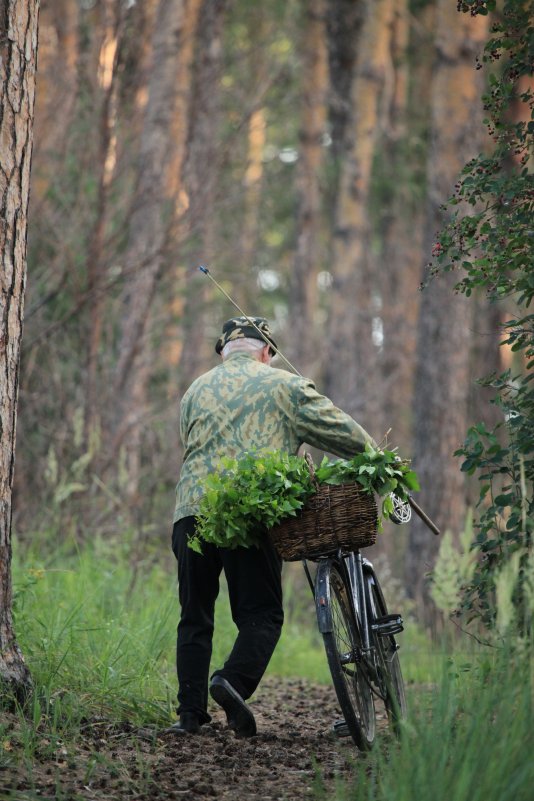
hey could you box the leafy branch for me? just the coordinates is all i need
[430,0,534,631]
[189,445,419,553]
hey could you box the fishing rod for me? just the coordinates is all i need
[198,265,301,375]
[198,264,441,537]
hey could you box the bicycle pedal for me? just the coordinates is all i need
[332,720,351,738]
[372,613,404,636]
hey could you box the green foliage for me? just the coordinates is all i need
[339,650,534,801]
[315,444,420,516]
[8,539,342,741]
[430,513,476,617]
[192,445,419,552]
[431,0,534,631]
[193,451,316,552]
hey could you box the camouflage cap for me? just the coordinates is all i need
[215,316,277,356]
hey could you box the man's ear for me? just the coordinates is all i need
[262,345,273,364]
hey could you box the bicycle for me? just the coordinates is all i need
[300,494,438,750]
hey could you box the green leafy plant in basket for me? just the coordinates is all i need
[189,444,420,553]
[315,443,420,518]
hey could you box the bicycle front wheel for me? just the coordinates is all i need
[317,561,375,750]
[367,574,407,728]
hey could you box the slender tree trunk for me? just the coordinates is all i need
[289,0,328,378]
[324,0,395,428]
[325,0,366,161]
[31,0,79,204]
[111,0,201,499]
[237,107,266,300]
[366,0,414,573]
[178,0,227,391]
[379,0,434,450]
[85,1,123,441]
[407,1,488,618]
[0,0,40,697]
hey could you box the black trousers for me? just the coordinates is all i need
[172,516,284,723]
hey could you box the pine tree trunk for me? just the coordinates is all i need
[178,0,227,391]
[31,0,79,204]
[85,1,124,441]
[407,1,488,618]
[289,0,328,378]
[325,0,366,160]
[379,0,435,450]
[111,0,201,499]
[0,0,40,698]
[324,0,395,427]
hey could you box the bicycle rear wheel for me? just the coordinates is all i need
[317,561,375,750]
[366,574,407,728]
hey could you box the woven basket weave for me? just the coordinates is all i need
[268,454,378,561]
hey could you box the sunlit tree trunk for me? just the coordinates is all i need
[0,0,40,698]
[31,0,79,204]
[324,0,395,428]
[112,0,201,500]
[233,8,268,308]
[289,0,328,379]
[85,1,124,441]
[407,1,488,617]
[236,107,266,303]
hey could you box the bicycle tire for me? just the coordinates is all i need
[366,573,407,728]
[317,560,375,750]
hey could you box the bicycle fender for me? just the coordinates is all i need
[315,562,333,633]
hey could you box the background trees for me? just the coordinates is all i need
[9,0,530,629]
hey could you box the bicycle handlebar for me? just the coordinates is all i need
[408,496,441,536]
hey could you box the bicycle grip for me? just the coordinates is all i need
[408,497,441,536]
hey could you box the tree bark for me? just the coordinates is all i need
[379,0,434,450]
[289,0,328,379]
[407,1,488,617]
[0,0,40,697]
[325,0,366,160]
[111,0,201,499]
[365,0,415,574]
[324,0,395,427]
[31,0,79,205]
[85,0,124,441]
[178,0,227,392]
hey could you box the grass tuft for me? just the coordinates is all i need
[337,651,533,801]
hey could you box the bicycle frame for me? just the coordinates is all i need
[312,550,367,639]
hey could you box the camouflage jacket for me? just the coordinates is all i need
[173,352,374,522]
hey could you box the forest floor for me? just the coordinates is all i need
[0,677,388,801]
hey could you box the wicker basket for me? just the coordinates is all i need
[268,454,378,561]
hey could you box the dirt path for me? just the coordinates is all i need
[1,678,388,800]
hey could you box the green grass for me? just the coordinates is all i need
[9,538,335,731]
[9,537,467,736]
[336,650,533,801]
[8,539,532,801]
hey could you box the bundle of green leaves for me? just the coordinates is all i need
[189,444,419,553]
[315,444,420,516]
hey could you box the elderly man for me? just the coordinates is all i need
[170,316,374,736]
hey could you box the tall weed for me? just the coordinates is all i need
[338,652,533,801]
[10,540,338,730]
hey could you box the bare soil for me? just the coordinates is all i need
[0,678,389,800]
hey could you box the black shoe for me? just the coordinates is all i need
[166,712,201,735]
[209,676,257,738]
[332,719,350,738]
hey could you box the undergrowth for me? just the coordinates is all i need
[337,649,533,801]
